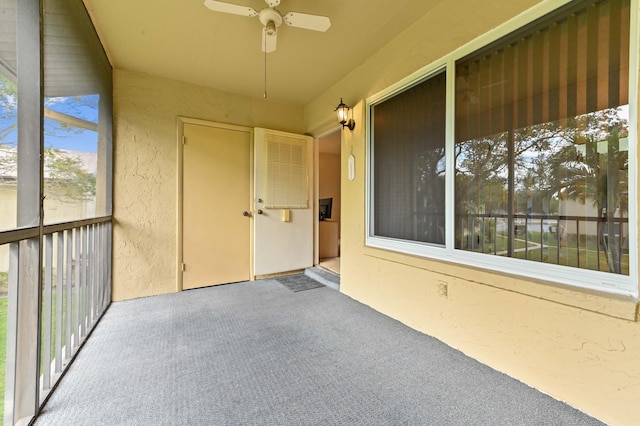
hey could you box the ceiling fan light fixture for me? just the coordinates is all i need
[265,20,277,36]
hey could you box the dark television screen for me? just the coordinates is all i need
[319,198,333,220]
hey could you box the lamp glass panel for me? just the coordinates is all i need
[337,106,348,123]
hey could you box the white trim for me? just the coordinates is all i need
[365,97,373,244]
[366,64,448,248]
[365,0,639,299]
[627,0,640,297]
[367,235,636,298]
[445,57,456,256]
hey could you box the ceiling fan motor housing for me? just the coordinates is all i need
[259,8,283,29]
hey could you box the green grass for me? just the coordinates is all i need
[463,230,629,275]
[40,288,76,374]
[0,285,78,421]
[517,246,630,274]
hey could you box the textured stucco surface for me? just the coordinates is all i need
[304,1,640,424]
[113,69,305,301]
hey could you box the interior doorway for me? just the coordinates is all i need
[317,130,341,275]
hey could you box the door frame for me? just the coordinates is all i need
[312,125,343,266]
[176,117,255,291]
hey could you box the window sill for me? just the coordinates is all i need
[363,245,639,321]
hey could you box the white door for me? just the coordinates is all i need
[254,128,313,276]
[182,123,252,289]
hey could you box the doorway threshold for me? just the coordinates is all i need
[304,266,340,291]
[318,257,340,275]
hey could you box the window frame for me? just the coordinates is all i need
[366,0,639,298]
[368,67,448,247]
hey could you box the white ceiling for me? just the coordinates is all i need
[82,0,446,105]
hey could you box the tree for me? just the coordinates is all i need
[455,108,629,274]
[414,145,446,244]
[0,75,17,141]
[1,74,97,202]
[547,108,629,273]
[44,148,96,202]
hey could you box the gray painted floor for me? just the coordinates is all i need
[35,279,604,425]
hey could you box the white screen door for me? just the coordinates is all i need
[254,128,313,275]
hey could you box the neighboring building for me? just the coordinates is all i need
[0,146,96,270]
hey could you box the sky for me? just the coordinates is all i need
[0,90,99,153]
[43,95,99,152]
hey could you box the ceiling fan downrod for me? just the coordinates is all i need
[264,32,268,99]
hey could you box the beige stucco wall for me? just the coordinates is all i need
[112,69,306,301]
[305,1,640,424]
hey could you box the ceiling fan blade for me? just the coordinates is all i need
[262,27,277,53]
[283,12,331,32]
[203,0,258,17]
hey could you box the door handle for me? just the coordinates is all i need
[242,211,252,217]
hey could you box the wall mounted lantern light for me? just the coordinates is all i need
[335,98,355,131]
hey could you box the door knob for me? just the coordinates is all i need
[242,211,251,217]
[257,209,263,215]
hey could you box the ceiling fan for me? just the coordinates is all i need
[204,0,331,53]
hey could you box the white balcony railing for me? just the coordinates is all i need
[0,217,112,424]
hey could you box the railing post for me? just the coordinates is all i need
[556,219,561,264]
[90,224,95,325]
[74,228,81,350]
[4,243,20,425]
[42,235,53,392]
[80,226,87,340]
[524,215,529,259]
[576,219,581,269]
[55,232,64,374]
[106,222,113,305]
[540,217,544,261]
[97,224,105,314]
[65,230,73,360]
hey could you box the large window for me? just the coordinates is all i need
[367,0,637,296]
[455,0,630,275]
[371,70,446,245]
